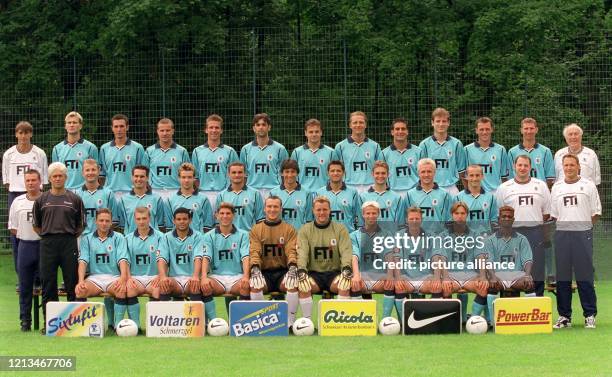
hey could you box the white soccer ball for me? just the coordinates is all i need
[378,317,401,336]
[292,317,315,336]
[207,318,229,336]
[465,315,488,334]
[116,319,139,337]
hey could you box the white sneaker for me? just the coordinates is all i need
[553,316,571,329]
[584,316,596,329]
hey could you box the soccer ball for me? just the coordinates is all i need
[292,317,315,336]
[207,318,229,336]
[116,319,139,337]
[465,315,488,334]
[378,317,401,336]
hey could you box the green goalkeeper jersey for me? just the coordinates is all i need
[297,220,352,273]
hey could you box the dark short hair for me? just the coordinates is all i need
[96,208,112,218]
[111,114,129,124]
[173,207,193,219]
[327,160,345,172]
[132,165,149,176]
[281,159,299,174]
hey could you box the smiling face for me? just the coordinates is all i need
[228,165,246,186]
[372,166,388,185]
[514,156,531,181]
[253,119,271,138]
[418,163,435,186]
[173,212,192,232]
[50,170,67,190]
[349,115,366,137]
[281,168,298,186]
[313,201,331,224]
[431,115,449,134]
[475,121,493,144]
[520,121,538,141]
[564,127,582,149]
[82,161,100,184]
[362,206,379,227]
[206,120,223,142]
[305,124,322,145]
[264,197,282,222]
[216,207,234,227]
[562,156,580,180]
[391,121,408,143]
[328,164,344,184]
[131,168,148,190]
[96,212,113,234]
[24,172,41,193]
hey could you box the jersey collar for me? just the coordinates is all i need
[463,187,485,195]
[280,182,301,191]
[172,228,194,238]
[95,229,114,239]
[367,185,389,193]
[347,135,369,144]
[130,188,153,196]
[110,138,132,147]
[251,138,274,147]
[177,188,199,196]
[81,184,100,193]
[302,143,322,151]
[203,142,225,149]
[359,225,382,234]
[215,225,237,234]
[314,220,332,229]
[155,142,177,149]
[64,138,84,145]
[519,143,540,150]
[495,230,518,239]
[416,182,439,191]
[390,143,412,151]
[227,184,247,192]
[263,218,282,227]
[134,227,155,237]
[431,135,450,142]
[326,182,347,191]
[474,141,494,149]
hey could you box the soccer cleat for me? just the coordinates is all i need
[20,322,31,332]
[553,316,571,329]
[40,327,46,335]
[584,316,596,329]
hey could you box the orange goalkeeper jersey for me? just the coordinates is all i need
[249,219,298,270]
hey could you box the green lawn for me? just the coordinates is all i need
[1,240,611,377]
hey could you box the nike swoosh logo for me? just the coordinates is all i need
[382,322,396,327]
[407,311,456,329]
[295,325,309,331]
[210,324,222,328]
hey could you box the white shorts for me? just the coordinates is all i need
[495,271,528,290]
[152,188,175,200]
[347,184,370,194]
[133,275,156,288]
[201,191,219,213]
[405,275,434,293]
[86,274,119,292]
[172,276,191,292]
[449,272,478,287]
[440,185,460,196]
[210,274,242,293]
[361,272,387,292]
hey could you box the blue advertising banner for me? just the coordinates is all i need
[229,301,289,337]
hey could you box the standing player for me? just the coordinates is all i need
[314,160,361,231]
[145,118,190,199]
[192,114,240,211]
[249,196,299,326]
[464,117,510,193]
[456,165,498,236]
[418,108,466,195]
[8,170,42,331]
[358,161,404,227]
[554,123,601,186]
[240,113,288,196]
[51,111,98,191]
[269,159,313,230]
[507,117,555,187]
[290,119,337,191]
[496,155,550,296]
[334,111,382,193]
[215,162,264,232]
[99,114,145,198]
[166,163,213,233]
[550,155,601,329]
[117,166,167,233]
[382,118,424,197]
[75,159,117,235]
[296,196,354,320]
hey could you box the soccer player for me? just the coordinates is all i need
[507,117,555,188]
[200,203,250,320]
[418,108,466,195]
[269,159,313,229]
[192,114,240,210]
[99,114,145,198]
[240,113,288,196]
[554,123,601,186]
[290,118,337,191]
[215,162,264,232]
[8,170,42,331]
[382,118,424,196]
[75,159,117,235]
[404,158,454,234]
[334,111,382,193]
[117,166,167,233]
[249,196,299,326]
[550,154,601,329]
[464,117,510,193]
[75,209,134,328]
[455,165,498,236]
[296,196,354,320]
[166,163,213,233]
[145,118,190,199]
[314,160,361,231]
[51,111,98,191]
[358,161,404,226]
[496,155,550,296]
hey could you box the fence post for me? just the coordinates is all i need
[252,28,257,115]
[161,47,166,116]
[72,56,77,110]
[343,39,348,122]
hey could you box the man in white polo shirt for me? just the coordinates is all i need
[554,123,600,186]
[550,154,601,329]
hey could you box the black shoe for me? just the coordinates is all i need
[21,322,31,332]
[40,327,46,335]
[138,329,144,336]
[108,325,115,334]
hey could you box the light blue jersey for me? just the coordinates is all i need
[507,143,555,181]
[334,137,382,186]
[359,187,405,226]
[158,229,204,277]
[79,230,128,275]
[465,142,510,191]
[455,188,498,235]
[202,226,249,276]
[290,144,337,191]
[483,231,533,272]
[350,226,394,273]
[191,143,240,191]
[125,227,165,276]
[431,228,483,273]
[381,143,424,191]
[165,190,214,233]
[419,136,467,187]
[117,190,167,233]
[314,183,361,231]
[51,138,99,189]
[99,139,145,192]
[75,185,117,235]
[145,142,190,190]
[404,183,454,234]
[215,185,264,231]
[240,139,289,189]
[269,184,313,230]
[396,228,434,279]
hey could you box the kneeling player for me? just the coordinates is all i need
[296,196,354,320]
[75,209,133,328]
[249,196,300,325]
[200,202,250,319]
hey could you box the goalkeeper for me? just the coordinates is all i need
[249,196,299,326]
[296,196,354,321]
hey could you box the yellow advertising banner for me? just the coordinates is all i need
[318,300,377,336]
[494,297,552,334]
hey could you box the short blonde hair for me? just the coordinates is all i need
[65,111,83,124]
[313,196,331,208]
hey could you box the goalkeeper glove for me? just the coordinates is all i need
[337,266,353,291]
[249,265,266,290]
[297,269,312,293]
[285,263,298,290]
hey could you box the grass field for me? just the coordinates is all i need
[1,240,611,377]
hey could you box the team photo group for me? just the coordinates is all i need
[4,107,601,335]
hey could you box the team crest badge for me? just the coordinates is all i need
[170,156,177,163]
[535,157,541,164]
[386,200,392,207]
[147,203,153,209]
[342,199,348,206]
[149,245,155,252]
[408,158,414,165]
[107,245,113,252]
[296,199,302,206]
[330,239,337,246]
[491,155,496,161]
[447,150,453,157]
[192,203,198,209]
[279,237,285,245]
[483,202,488,208]
[534,186,538,191]
[217,156,224,162]
[76,151,83,158]
[243,198,249,205]
[319,158,324,165]
[156,250,160,257]
[231,242,238,250]
[365,151,371,159]
[125,155,131,161]
[188,244,193,251]
[267,154,273,161]
[97,199,103,206]
[580,186,584,191]
[432,199,438,206]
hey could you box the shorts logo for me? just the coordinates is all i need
[243,198,249,205]
[432,199,438,206]
[330,239,337,246]
[125,155,131,161]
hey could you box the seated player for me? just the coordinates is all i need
[249,196,299,326]
[296,196,354,321]
[200,202,250,319]
[75,209,134,329]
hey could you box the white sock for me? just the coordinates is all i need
[250,291,265,300]
[299,297,313,319]
[525,292,536,297]
[287,291,299,325]
[337,295,350,300]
